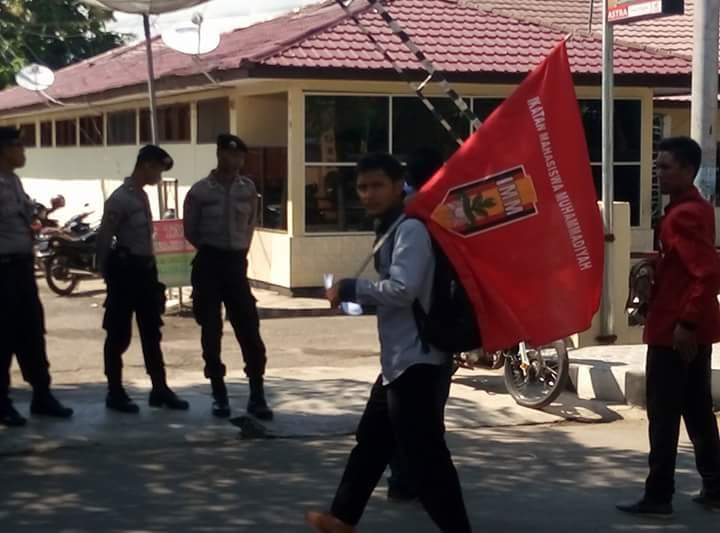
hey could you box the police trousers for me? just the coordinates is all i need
[0,254,51,403]
[645,345,720,502]
[103,253,166,387]
[191,247,266,380]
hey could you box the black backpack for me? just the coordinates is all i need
[386,219,482,354]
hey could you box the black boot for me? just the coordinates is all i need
[211,378,230,418]
[0,400,27,427]
[30,389,74,419]
[149,387,190,410]
[247,377,273,421]
[106,387,140,414]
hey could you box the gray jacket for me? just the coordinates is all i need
[97,177,155,270]
[183,173,257,252]
[0,172,34,255]
[343,217,448,384]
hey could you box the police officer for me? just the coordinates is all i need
[97,145,189,414]
[184,134,272,420]
[0,126,73,427]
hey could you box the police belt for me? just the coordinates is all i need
[109,248,156,270]
[196,246,248,260]
[0,253,33,265]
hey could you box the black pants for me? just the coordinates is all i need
[645,345,720,503]
[191,248,266,380]
[389,363,453,495]
[103,253,166,388]
[331,364,471,532]
[0,255,51,404]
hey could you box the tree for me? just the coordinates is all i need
[0,0,125,89]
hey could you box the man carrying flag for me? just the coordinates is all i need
[306,40,603,531]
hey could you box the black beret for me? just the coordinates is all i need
[217,133,248,153]
[137,144,173,171]
[0,127,21,147]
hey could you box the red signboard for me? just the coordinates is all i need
[608,0,684,24]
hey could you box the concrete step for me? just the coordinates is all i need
[569,345,720,408]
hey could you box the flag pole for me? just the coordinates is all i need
[599,0,616,343]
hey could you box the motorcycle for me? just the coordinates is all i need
[453,340,571,409]
[44,208,99,296]
[32,196,65,271]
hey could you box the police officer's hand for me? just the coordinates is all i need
[326,285,341,309]
[673,323,698,364]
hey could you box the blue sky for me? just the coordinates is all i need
[108,0,327,38]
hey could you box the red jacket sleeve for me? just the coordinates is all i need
[666,208,719,324]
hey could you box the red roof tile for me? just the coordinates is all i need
[0,0,694,115]
[263,0,691,76]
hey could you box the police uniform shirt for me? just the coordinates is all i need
[0,171,34,255]
[183,173,257,252]
[99,177,154,257]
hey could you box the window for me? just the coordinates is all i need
[19,123,36,147]
[473,98,504,122]
[392,97,470,161]
[197,98,230,143]
[40,121,52,147]
[108,110,137,145]
[579,99,642,226]
[305,166,372,232]
[244,146,288,230]
[306,96,389,163]
[55,119,77,147]
[79,116,104,146]
[140,104,191,143]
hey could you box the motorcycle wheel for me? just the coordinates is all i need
[503,340,569,409]
[45,256,80,296]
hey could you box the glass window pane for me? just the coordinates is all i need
[197,98,230,144]
[108,111,137,145]
[473,98,504,122]
[591,165,641,226]
[305,96,389,163]
[40,121,52,147]
[305,166,373,232]
[55,119,77,147]
[19,123,36,147]
[392,97,470,161]
[79,116,104,146]
[244,146,288,231]
[580,100,642,163]
[140,104,191,143]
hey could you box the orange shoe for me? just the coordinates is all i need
[304,511,356,533]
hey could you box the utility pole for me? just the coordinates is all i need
[599,0,616,342]
[691,0,720,202]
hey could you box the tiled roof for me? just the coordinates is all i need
[263,0,691,76]
[0,0,694,115]
[473,0,698,57]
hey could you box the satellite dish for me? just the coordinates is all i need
[162,13,220,56]
[15,64,56,92]
[82,1,209,15]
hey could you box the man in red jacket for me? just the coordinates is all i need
[618,137,720,517]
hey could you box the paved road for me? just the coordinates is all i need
[2,419,719,533]
[18,282,379,385]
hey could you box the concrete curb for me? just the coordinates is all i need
[570,359,720,408]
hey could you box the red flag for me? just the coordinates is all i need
[407,42,604,351]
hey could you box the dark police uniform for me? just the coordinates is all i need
[183,134,271,420]
[0,127,72,426]
[97,146,188,413]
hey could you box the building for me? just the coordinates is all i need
[0,0,700,293]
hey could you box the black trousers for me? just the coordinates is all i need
[0,255,51,403]
[331,364,471,532]
[645,345,720,503]
[191,248,266,380]
[103,253,166,387]
[389,363,453,494]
